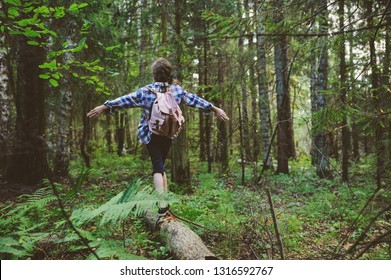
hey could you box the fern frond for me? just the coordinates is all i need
[0,186,56,231]
[71,180,179,228]
[0,236,32,259]
[117,178,143,203]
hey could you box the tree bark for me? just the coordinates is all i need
[0,42,12,171]
[6,34,49,184]
[384,3,391,169]
[314,0,330,178]
[238,1,251,162]
[339,0,350,181]
[81,94,92,168]
[143,210,216,260]
[248,2,259,162]
[348,3,360,161]
[273,0,293,174]
[256,1,273,169]
[53,47,73,177]
[138,0,148,85]
[365,0,384,188]
[115,112,125,156]
[216,51,228,173]
[310,17,318,166]
[170,0,191,189]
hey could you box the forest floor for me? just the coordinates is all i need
[0,153,390,260]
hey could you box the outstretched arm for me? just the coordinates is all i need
[87,89,144,119]
[87,104,108,119]
[180,88,229,122]
[212,104,230,122]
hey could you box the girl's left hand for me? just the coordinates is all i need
[213,106,230,122]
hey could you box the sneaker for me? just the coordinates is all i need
[154,205,170,229]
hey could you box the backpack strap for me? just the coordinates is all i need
[144,86,161,95]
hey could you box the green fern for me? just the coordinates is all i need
[71,179,178,227]
[0,236,31,259]
[0,185,70,259]
[0,186,56,231]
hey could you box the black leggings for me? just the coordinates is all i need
[146,134,172,175]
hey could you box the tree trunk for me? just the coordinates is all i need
[310,17,318,166]
[143,210,216,260]
[256,1,273,169]
[248,4,259,162]
[339,0,349,181]
[348,3,360,161]
[273,0,292,174]
[314,0,330,178]
[53,49,73,177]
[198,48,206,161]
[238,1,251,162]
[171,0,191,189]
[216,51,228,173]
[365,0,384,188]
[81,94,92,168]
[105,114,114,153]
[384,4,391,169]
[139,0,148,85]
[116,112,125,156]
[6,36,49,184]
[203,16,212,173]
[0,43,12,171]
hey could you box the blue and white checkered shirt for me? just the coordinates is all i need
[104,82,213,144]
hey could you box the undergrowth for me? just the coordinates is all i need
[0,152,390,260]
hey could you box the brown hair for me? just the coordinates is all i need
[151,58,172,83]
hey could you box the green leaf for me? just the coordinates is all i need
[22,6,34,13]
[27,40,39,46]
[72,37,88,53]
[39,59,57,70]
[34,6,50,16]
[39,74,50,79]
[16,18,36,27]
[52,72,62,79]
[68,4,79,12]
[9,28,23,35]
[105,44,121,51]
[54,7,65,19]
[78,37,87,49]
[8,7,20,18]
[24,29,41,38]
[49,79,59,87]
[41,28,57,37]
[5,0,21,6]
[78,3,89,9]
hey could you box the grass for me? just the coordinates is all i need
[0,151,390,260]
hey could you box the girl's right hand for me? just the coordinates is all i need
[87,105,108,119]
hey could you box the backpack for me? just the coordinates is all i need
[145,86,185,138]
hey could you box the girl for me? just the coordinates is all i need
[87,58,229,219]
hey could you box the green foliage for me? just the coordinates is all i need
[71,179,179,228]
[0,186,59,259]
[2,0,111,94]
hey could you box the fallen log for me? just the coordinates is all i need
[143,210,217,260]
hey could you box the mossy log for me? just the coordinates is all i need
[143,210,217,260]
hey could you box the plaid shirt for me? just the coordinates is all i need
[104,82,213,144]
